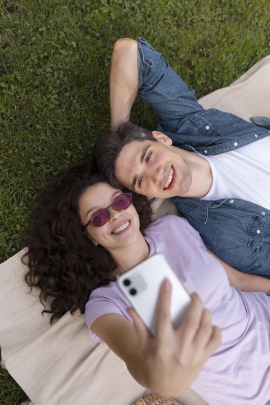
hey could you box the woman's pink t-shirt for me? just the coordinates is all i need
[85,215,270,404]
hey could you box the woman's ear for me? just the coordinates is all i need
[85,231,99,247]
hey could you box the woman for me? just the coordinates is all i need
[24,163,270,405]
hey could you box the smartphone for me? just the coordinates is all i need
[117,253,191,336]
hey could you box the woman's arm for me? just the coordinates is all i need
[207,249,270,293]
[91,281,220,397]
[110,39,139,129]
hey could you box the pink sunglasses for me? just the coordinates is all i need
[83,193,132,230]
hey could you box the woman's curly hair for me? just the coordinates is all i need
[23,163,153,324]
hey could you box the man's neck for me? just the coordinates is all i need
[182,151,213,198]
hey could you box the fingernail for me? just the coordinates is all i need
[163,279,171,292]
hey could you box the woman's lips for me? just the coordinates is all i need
[111,220,130,235]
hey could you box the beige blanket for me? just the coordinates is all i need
[1,55,270,405]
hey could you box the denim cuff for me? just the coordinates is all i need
[250,116,270,130]
[135,37,159,89]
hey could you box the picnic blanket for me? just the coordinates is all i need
[1,54,270,405]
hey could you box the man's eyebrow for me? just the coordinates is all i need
[131,145,150,189]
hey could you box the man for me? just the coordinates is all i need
[95,37,270,277]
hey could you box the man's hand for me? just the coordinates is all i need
[128,280,221,397]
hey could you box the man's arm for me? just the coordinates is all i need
[92,281,220,397]
[207,249,270,293]
[110,37,202,132]
[110,38,139,129]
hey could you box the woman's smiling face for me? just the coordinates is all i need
[78,182,141,253]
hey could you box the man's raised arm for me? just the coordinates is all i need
[110,37,202,133]
[110,39,138,129]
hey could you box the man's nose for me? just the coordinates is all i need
[149,164,163,184]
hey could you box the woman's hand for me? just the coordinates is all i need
[128,281,221,397]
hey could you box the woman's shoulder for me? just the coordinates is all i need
[85,281,132,326]
[147,214,190,231]
[87,280,120,302]
[146,214,203,244]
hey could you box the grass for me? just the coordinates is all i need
[0,0,269,403]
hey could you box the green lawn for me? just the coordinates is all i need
[1,0,270,403]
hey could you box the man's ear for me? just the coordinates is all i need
[152,131,172,146]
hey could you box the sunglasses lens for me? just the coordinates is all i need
[113,194,132,211]
[86,194,131,229]
[90,209,109,227]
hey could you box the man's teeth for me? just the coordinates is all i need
[164,168,174,188]
[113,221,129,234]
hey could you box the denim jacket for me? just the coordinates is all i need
[137,37,270,277]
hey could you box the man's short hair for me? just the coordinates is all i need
[94,121,157,188]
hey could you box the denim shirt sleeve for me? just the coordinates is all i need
[136,37,270,155]
[172,196,270,278]
[136,37,203,122]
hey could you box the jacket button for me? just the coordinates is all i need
[261,212,266,215]
[230,199,234,203]
[205,125,210,130]
[256,229,261,234]
[234,142,238,147]
[204,150,208,154]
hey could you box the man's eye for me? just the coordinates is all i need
[145,152,152,163]
[138,178,143,188]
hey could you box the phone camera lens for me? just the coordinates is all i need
[123,279,131,286]
[129,288,137,296]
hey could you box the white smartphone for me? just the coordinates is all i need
[117,253,191,336]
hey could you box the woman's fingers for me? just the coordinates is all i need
[202,325,221,358]
[177,293,221,363]
[127,307,151,344]
[155,280,174,340]
[192,307,221,360]
[128,280,173,343]
[178,293,204,340]
[129,287,221,366]
[193,307,213,347]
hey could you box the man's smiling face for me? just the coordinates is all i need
[115,132,192,198]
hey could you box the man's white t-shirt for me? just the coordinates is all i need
[201,137,270,210]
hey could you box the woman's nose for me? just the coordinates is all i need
[108,207,121,222]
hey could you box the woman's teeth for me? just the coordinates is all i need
[164,167,174,189]
[112,221,129,234]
